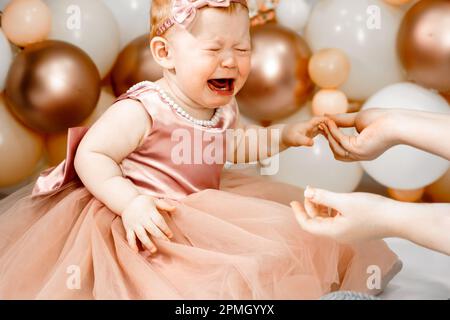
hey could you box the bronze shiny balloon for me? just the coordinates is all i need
[397,0,450,93]
[425,169,450,203]
[442,92,450,104]
[5,40,101,133]
[111,34,163,97]
[237,23,314,122]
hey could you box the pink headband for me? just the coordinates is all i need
[155,0,248,36]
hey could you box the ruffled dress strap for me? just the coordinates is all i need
[31,127,89,198]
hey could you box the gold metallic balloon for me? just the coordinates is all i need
[425,169,450,203]
[4,40,101,133]
[397,0,450,93]
[384,0,413,6]
[442,92,450,104]
[45,86,116,166]
[237,23,314,122]
[111,34,163,97]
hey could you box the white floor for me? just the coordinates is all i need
[381,238,450,300]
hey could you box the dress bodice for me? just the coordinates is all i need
[32,81,239,200]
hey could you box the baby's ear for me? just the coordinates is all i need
[150,37,175,69]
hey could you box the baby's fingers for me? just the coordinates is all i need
[135,226,157,253]
[151,210,174,239]
[144,220,171,241]
[125,229,139,253]
[155,198,176,212]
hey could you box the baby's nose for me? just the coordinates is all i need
[221,53,237,68]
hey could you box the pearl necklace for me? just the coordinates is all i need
[127,81,222,128]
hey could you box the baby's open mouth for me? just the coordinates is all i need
[207,78,235,96]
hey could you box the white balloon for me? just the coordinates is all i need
[263,107,363,192]
[82,86,116,125]
[0,0,10,10]
[45,0,120,78]
[361,82,450,189]
[305,0,406,101]
[275,0,311,33]
[266,134,363,192]
[0,29,13,91]
[102,0,151,49]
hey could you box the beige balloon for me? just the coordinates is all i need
[308,48,350,89]
[46,86,117,166]
[387,188,424,202]
[2,0,51,47]
[384,0,413,6]
[312,89,348,116]
[0,95,44,188]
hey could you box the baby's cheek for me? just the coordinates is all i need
[239,60,251,82]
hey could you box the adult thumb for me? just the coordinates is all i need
[304,186,345,211]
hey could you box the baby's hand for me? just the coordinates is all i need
[121,195,176,254]
[320,109,398,161]
[281,116,327,148]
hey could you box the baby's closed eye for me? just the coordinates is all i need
[235,48,251,55]
[204,47,222,52]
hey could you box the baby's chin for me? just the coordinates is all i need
[203,93,234,108]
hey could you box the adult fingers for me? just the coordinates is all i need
[291,201,337,237]
[304,187,346,213]
[322,123,348,158]
[325,113,357,127]
[326,120,360,156]
[304,196,319,218]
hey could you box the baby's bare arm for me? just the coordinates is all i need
[74,99,152,215]
[226,118,285,163]
[227,115,325,163]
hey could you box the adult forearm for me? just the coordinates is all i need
[393,110,450,160]
[389,201,450,255]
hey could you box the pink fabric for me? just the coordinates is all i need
[32,127,88,198]
[32,82,238,201]
[156,0,248,36]
[0,81,401,299]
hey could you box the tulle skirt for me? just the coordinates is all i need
[0,170,400,299]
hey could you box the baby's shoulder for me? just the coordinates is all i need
[120,81,160,102]
[93,97,152,141]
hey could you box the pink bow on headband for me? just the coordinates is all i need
[156,0,248,36]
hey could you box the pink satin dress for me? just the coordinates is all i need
[0,81,400,299]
